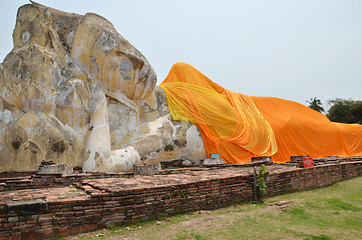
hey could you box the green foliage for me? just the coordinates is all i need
[326,98,362,124]
[256,164,267,200]
[307,97,325,113]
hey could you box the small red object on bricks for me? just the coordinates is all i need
[302,157,315,168]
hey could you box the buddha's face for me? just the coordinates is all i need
[13,4,157,101]
[80,21,157,100]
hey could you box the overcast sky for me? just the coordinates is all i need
[1,0,361,107]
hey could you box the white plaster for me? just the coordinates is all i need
[110,146,141,171]
[82,151,96,172]
[83,86,112,172]
[71,39,85,62]
[65,30,75,49]
[85,124,111,157]
[171,122,181,139]
[149,114,172,135]
[186,125,204,149]
[21,30,30,44]
[0,110,13,124]
[179,125,206,160]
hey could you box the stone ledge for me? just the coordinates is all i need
[4,199,47,215]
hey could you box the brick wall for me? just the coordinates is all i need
[0,161,361,240]
[0,172,126,192]
[265,162,362,196]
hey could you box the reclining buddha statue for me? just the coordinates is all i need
[0,2,361,172]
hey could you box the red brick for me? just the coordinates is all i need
[10,233,21,240]
[79,223,96,233]
[72,206,82,211]
[0,236,10,240]
[41,229,53,239]
[70,225,79,235]
[7,217,18,223]
[54,227,70,237]
[96,222,105,230]
[21,231,41,240]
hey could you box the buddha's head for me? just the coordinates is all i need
[13,2,157,101]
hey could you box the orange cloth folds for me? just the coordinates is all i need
[160,63,277,163]
[160,62,362,163]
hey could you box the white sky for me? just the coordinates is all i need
[1,0,361,106]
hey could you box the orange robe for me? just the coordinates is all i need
[160,62,362,163]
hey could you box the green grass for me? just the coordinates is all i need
[64,176,362,240]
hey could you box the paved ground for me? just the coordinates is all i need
[0,186,89,204]
[0,165,294,205]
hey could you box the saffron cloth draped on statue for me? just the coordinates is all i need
[160,62,362,163]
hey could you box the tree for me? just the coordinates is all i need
[307,97,325,113]
[326,98,362,124]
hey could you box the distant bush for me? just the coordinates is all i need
[327,98,362,124]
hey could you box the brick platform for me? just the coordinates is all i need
[0,161,361,239]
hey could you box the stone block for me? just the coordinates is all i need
[182,160,192,167]
[203,158,225,166]
[251,156,272,162]
[6,199,47,216]
[134,163,161,176]
[38,163,73,175]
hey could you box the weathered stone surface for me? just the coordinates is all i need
[182,160,192,167]
[134,163,161,176]
[203,158,226,166]
[0,2,206,172]
[6,199,47,215]
[38,163,73,175]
